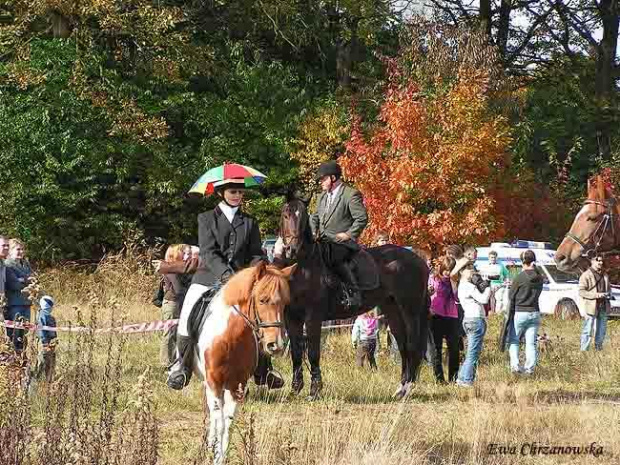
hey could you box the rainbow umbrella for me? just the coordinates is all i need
[188,163,268,196]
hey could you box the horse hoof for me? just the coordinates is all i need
[291,380,304,395]
[393,382,413,400]
[306,380,323,401]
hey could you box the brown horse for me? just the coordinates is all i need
[556,175,620,271]
[196,261,296,465]
[278,199,430,400]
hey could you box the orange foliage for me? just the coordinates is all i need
[341,65,512,252]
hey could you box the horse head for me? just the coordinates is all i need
[555,175,620,271]
[224,261,297,355]
[280,198,312,260]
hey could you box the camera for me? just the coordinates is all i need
[471,272,490,293]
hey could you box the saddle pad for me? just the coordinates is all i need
[188,285,221,342]
[352,250,380,291]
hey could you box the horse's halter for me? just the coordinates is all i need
[232,294,284,336]
[565,199,619,258]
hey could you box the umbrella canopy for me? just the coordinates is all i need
[188,163,267,196]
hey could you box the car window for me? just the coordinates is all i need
[544,264,579,284]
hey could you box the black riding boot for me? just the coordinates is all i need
[254,352,284,389]
[167,335,193,390]
[336,261,362,309]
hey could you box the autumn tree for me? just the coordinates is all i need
[289,101,350,191]
[340,24,513,252]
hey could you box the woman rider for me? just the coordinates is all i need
[162,176,284,390]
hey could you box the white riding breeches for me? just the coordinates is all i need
[177,283,211,337]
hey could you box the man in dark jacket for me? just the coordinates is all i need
[311,160,368,308]
[165,177,281,390]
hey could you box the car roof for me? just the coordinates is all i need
[476,245,557,266]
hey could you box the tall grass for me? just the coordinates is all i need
[2,255,619,464]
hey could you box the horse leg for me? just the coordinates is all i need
[204,383,220,456]
[221,389,238,462]
[381,303,411,399]
[286,316,305,395]
[396,293,429,398]
[305,318,323,401]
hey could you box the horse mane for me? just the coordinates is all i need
[588,174,615,201]
[223,262,291,307]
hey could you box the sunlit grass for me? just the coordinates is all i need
[12,261,618,464]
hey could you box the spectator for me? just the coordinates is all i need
[158,244,193,367]
[579,255,610,352]
[375,231,389,247]
[429,256,460,384]
[481,250,510,313]
[456,267,492,387]
[447,244,468,352]
[464,246,478,263]
[5,239,33,352]
[351,311,379,370]
[33,295,57,382]
[507,250,543,375]
[0,235,9,302]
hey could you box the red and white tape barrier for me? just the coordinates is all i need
[0,319,179,334]
[0,320,353,334]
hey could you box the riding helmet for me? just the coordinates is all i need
[316,160,342,181]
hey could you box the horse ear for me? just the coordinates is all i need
[254,260,267,280]
[281,263,298,280]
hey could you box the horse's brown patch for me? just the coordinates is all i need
[204,312,256,402]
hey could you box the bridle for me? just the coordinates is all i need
[280,201,308,260]
[231,293,284,370]
[565,199,620,258]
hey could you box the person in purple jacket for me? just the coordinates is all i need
[429,255,460,383]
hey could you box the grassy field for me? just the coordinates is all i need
[4,259,620,465]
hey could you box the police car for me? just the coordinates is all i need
[475,240,620,319]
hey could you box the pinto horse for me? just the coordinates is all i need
[556,175,620,271]
[195,261,296,465]
[278,199,430,400]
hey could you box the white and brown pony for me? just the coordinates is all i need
[195,261,296,464]
[556,175,620,271]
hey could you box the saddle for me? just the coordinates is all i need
[351,250,380,291]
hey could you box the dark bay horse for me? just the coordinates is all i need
[556,175,620,271]
[278,199,430,400]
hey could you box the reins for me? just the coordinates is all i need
[565,199,620,258]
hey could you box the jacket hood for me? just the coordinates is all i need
[39,295,55,315]
[524,268,544,285]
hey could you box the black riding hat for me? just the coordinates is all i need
[316,160,342,181]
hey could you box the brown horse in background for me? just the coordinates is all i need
[556,175,620,271]
[278,199,430,400]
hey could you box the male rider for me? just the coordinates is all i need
[310,160,368,308]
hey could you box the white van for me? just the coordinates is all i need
[475,240,620,319]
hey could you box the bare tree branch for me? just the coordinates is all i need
[549,0,599,48]
[506,6,555,64]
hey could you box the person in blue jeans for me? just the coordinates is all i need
[456,267,493,387]
[579,255,609,351]
[507,250,543,374]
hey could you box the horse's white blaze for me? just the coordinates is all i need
[195,290,232,379]
[575,204,590,221]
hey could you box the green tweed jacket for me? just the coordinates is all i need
[310,184,368,242]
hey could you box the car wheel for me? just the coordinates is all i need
[554,298,580,320]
